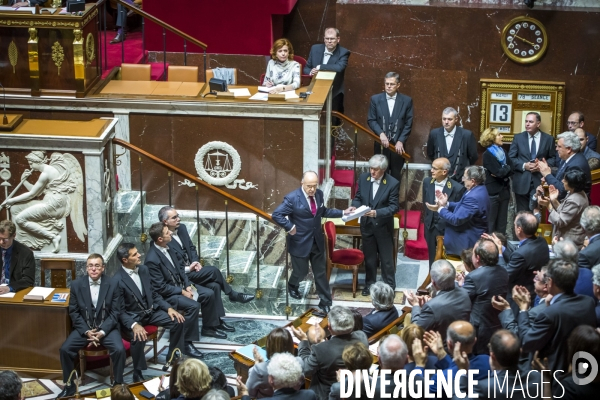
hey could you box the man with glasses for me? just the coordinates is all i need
[0,220,34,295]
[574,128,600,161]
[567,111,597,151]
[57,254,125,397]
[367,72,413,183]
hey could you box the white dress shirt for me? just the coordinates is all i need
[386,94,396,116]
[122,265,143,293]
[434,178,448,193]
[154,242,175,267]
[171,231,183,247]
[444,126,457,153]
[524,131,541,169]
[372,179,381,199]
[89,277,101,308]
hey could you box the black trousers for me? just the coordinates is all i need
[115,0,135,28]
[361,220,396,289]
[60,329,125,383]
[374,142,405,183]
[165,295,201,340]
[187,265,228,328]
[488,189,511,235]
[424,224,443,267]
[123,309,185,371]
[289,240,332,306]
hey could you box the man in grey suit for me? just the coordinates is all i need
[293,306,368,400]
[579,206,600,269]
[367,72,413,182]
[405,260,471,342]
[508,112,556,212]
[426,107,478,181]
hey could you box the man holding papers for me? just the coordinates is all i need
[351,155,400,295]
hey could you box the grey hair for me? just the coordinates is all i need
[442,107,458,118]
[369,154,389,171]
[370,281,395,310]
[430,260,456,291]
[384,72,400,83]
[328,305,355,334]
[200,390,230,400]
[158,206,175,223]
[581,206,600,234]
[553,239,579,263]
[267,353,303,389]
[465,165,486,185]
[378,335,408,371]
[0,371,22,400]
[592,264,600,286]
[302,171,318,181]
[324,27,340,37]
[557,131,581,152]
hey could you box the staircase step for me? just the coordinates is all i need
[247,265,284,299]
[219,250,256,286]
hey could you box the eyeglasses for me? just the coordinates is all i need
[87,265,103,270]
[567,121,579,125]
[324,37,338,41]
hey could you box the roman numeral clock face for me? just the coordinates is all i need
[501,16,548,64]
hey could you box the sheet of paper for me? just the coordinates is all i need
[228,88,251,97]
[0,292,16,298]
[285,326,301,344]
[0,6,36,13]
[369,340,380,356]
[143,377,163,395]
[249,93,269,101]
[341,205,371,222]
[305,316,323,325]
[281,90,299,100]
[316,71,336,80]
[257,86,271,93]
[27,286,55,299]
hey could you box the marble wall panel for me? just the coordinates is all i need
[10,110,113,121]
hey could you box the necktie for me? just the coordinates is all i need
[445,132,454,138]
[309,196,317,216]
[324,51,333,56]
[556,161,567,179]
[530,136,537,160]
[1,249,6,285]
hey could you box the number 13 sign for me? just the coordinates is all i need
[480,79,565,143]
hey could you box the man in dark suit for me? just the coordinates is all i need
[463,239,509,354]
[373,334,421,400]
[406,260,471,342]
[158,206,254,309]
[426,107,478,181]
[293,305,368,400]
[426,166,490,257]
[579,206,600,269]
[575,128,600,161]
[146,222,221,344]
[362,281,399,338]
[0,220,34,295]
[538,131,592,199]
[57,254,125,398]
[567,111,597,151]
[110,0,138,43]
[351,155,399,293]
[367,72,413,182]
[515,259,596,372]
[272,171,352,314]
[304,27,350,119]
[114,243,187,382]
[485,211,549,315]
[422,157,465,266]
[508,112,556,212]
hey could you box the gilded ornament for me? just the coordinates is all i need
[8,41,18,73]
[51,41,64,75]
[86,32,95,63]
[226,275,234,284]
[255,289,263,299]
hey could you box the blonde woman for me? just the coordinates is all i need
[263,38,301,94]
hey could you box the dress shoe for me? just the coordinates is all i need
[132,369,146,383]
[55,384,76,399]
[184,342,205,358]
[110,32,126,44]
[201,327,227,339]
[361,285,371,297]
[230,291,255,303]
[218,320,235,332]
[288,284,302,300]
[318,304,331,315]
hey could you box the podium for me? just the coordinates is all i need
[0,4,100,98]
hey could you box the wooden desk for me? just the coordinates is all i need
[100,80,205,97]
[0,287,71,377]
[229,308,328,382]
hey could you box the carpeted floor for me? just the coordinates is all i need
[99,30,144,78]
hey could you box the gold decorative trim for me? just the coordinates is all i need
[8,40,18,73]
[82,9,99,27]
[0,8,97,30]
[85,32,95,64]
[51,41,64,75]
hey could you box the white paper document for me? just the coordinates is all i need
[0,286,15,298]
[285,326,301,344]
[27,286,55,299]
[228,88,251,97]
[257,86,271,93]
[305,316,323,325]
[341,205,371,222]
[143,376,167,395]
[281,90,299,99]
[249,92,269,101]
[316,71,336,80]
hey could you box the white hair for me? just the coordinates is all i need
[267,353,302,389]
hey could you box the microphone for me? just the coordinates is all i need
[162,348,181,371]
[0,82,7,125]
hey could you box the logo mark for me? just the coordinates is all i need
[572,351,598,385]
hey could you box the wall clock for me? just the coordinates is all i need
[501,16,548,64]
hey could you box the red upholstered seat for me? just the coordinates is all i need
[331,248,364,265]
[395,210,421,230]
[404,222,428,260]
[324,221,364,298]
[144,325,158,335]
[591,181,600,206]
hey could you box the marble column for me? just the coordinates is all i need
[83,149,107,255]
[303,118,320,174]
[114,112,131,190]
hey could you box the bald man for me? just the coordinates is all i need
[567,111,597,151]
[307,325,327,346]
[575,128,600,161]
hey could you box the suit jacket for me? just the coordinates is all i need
[69,274,120,336]
[272,188,342,258]
[587,132,598,152]
[367,92,413,145]
[545,152,592,199]
[483,148,514,196]
[583,146,600,160]
[351,172,399,233]
[145,242,191,299]
[246,357,305,399]
[456,369,542,400]
[578,234,600,269]
[508,131,556,195]
[298,331,368,400]
[266,388,317,400]
[463,265,509,350]
[3,239,35,292]
[411,287,472,341]
[168,223,199,265]
[373,370,422,400]
[518,292,596,372]
[304,44,350,98]
[499,236,549,299]
[423,178,465,231]
[113,265,172,329]
[362,307,399,338]
[427,126,478,180]
[439,185,490,256]
[548,191,588,247]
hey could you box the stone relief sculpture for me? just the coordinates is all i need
[0,151,87,252]
[103,159,112,229]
